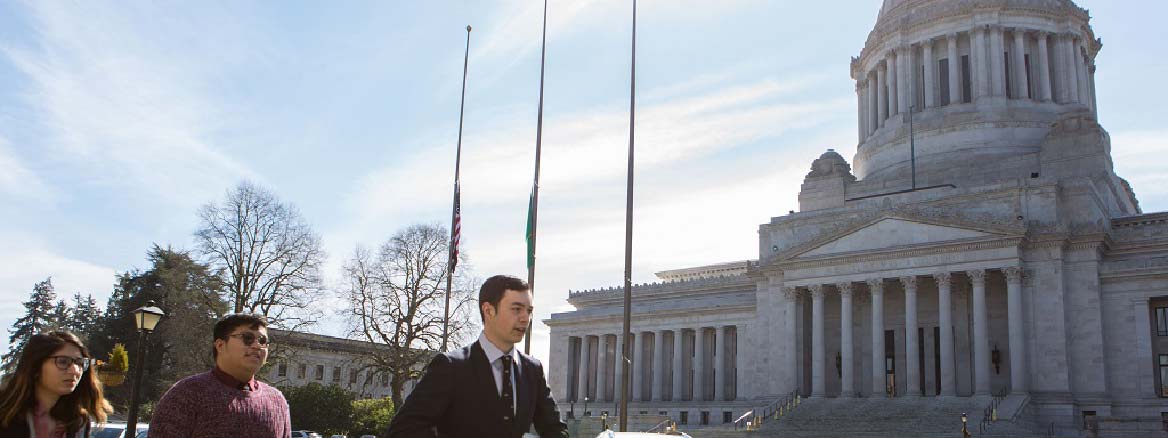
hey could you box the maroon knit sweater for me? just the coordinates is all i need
[148,371,291,438]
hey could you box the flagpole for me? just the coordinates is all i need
[443,25,472,354]
[525,0,548,356]
[619,0,636,432]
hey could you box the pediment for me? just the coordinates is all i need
[792,217,1009,259]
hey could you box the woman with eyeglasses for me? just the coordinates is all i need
[0,331,112,437]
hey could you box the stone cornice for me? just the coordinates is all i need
[1113,212,1168,228]
[567,273,753,303]
[543,303,756,327]
[777,236,1023,272]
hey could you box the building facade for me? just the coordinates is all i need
[264,329,416,400]
[545,0,1168,429]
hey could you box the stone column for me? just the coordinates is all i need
[632,332,643,401]
[1064,34,1080,103]
[973,26,989,99]
[1075,38,1089,106]
[1013,29,1030,99]
[1052,34,1067,103]
[784,287,800,393]
[905,44,916,111]
[653,330,666,401]
[901,276,920,397]
[868,279,886,397]
[694,327,706,401]
[597,334,609,401]
[990,26,1006,97]
[810,284,826,397]
[896,46,909,114]
[888,51,899,117]
[838,283,855,397]
[1089,64,1099,115]
[1005,267,1027,394]
[877,62,888,126]
[969,269,991,395]
[922,38,936,108]
[715,326,727,401]
[579,335,592,402]
[672,329,684,401]
[857,82,866,141]
[1036,32,1052,102]
[868,73,878,134]
[947,33,961,105]
[933,272,956,396]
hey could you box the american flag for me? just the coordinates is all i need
[450,184,461,270]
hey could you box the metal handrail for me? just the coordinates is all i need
[733,390,799,430]
[643,419,672,433]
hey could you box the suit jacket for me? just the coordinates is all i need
[386,341,569,438]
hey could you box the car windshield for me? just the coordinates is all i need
[91,427,124,438]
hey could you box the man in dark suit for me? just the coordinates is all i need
[387,275,570,438]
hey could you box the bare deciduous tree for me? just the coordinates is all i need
[195,181,324,328]
[341,223,478,407]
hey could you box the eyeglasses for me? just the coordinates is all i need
[49,356,93,372]
[228,332,270,347]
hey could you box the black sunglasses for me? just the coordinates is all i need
[228,332,270,347]
[49,356,93,372]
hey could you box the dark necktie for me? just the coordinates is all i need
[501,355,515,423]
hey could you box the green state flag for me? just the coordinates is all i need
[526,191,536,269]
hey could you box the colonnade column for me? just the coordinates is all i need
[597,334,608,402]
[857,82,866,140]
[901,276,920,397]
[672,329,684,401]
[1005,267,1028,394]
[877,63,888,126]
[579,335,592,402]
[632,332,643,401]
[935,272,956,396]
[784,287,800,393]
[653,330,666,401]
[904,45,916,111]
[1064,34,1080,103]
[694,327,706,401]
[868,73,879,134]
[1036,32,1053,102]
[1012,29,1030,99]
[922,38,936,108]
[888,51,899,117]
[810,285,826,397]
[969,269,991,395]
[990,26,1006,97]
[973,26,989,99]
[896,46,909,114]
[947,33,961,105]
[868,279,885,397]
[838,282,855,398]
[715,326,727,401]
[1075,38,1089,106]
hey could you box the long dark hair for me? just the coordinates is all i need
[0,331,112,433]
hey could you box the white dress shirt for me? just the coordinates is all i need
[478,332,520,414]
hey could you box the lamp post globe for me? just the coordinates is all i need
[126,301,165,438]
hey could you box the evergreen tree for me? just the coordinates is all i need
[5,278,57,371]
[69,293,103,342]
[47,299,71,332]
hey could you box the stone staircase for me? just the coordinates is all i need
[742,396,1050,438]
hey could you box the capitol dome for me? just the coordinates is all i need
[848,0,1099,188]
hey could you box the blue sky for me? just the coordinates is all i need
[1,0,1165,365]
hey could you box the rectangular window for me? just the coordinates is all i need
[350,370,359,385]
[1083,411,1097,431]
[1155,308,1168,336]
[723,411,733,424]
[277,363,287,377]
[700,411,709,426]
[679,411,688,425]
[297,364,306,380]
[332,366,341,382]
[382,373,389,387]
[1161,412,1168,431]
[961,55,972,103]
[1159,355,1168,397]
[315,365,324,381]
[938,59,951,105]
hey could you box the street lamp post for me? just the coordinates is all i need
[961,412,970,438]
[126,301,165,438]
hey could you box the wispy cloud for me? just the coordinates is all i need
[0,136,52,201]
[0,233,116,334]
[1112,129,1168,212]
[2,1,257,206]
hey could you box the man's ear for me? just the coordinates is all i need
[481,301,495,319]
[214,339,225,355]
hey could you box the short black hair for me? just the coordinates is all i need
[211,313,268,359]
[478,275,529,322]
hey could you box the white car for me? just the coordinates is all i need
[90,422,148,438]
[291,431,322,438]
[594,432,690,438]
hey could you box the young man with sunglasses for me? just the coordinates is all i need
[150,313,291,438]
